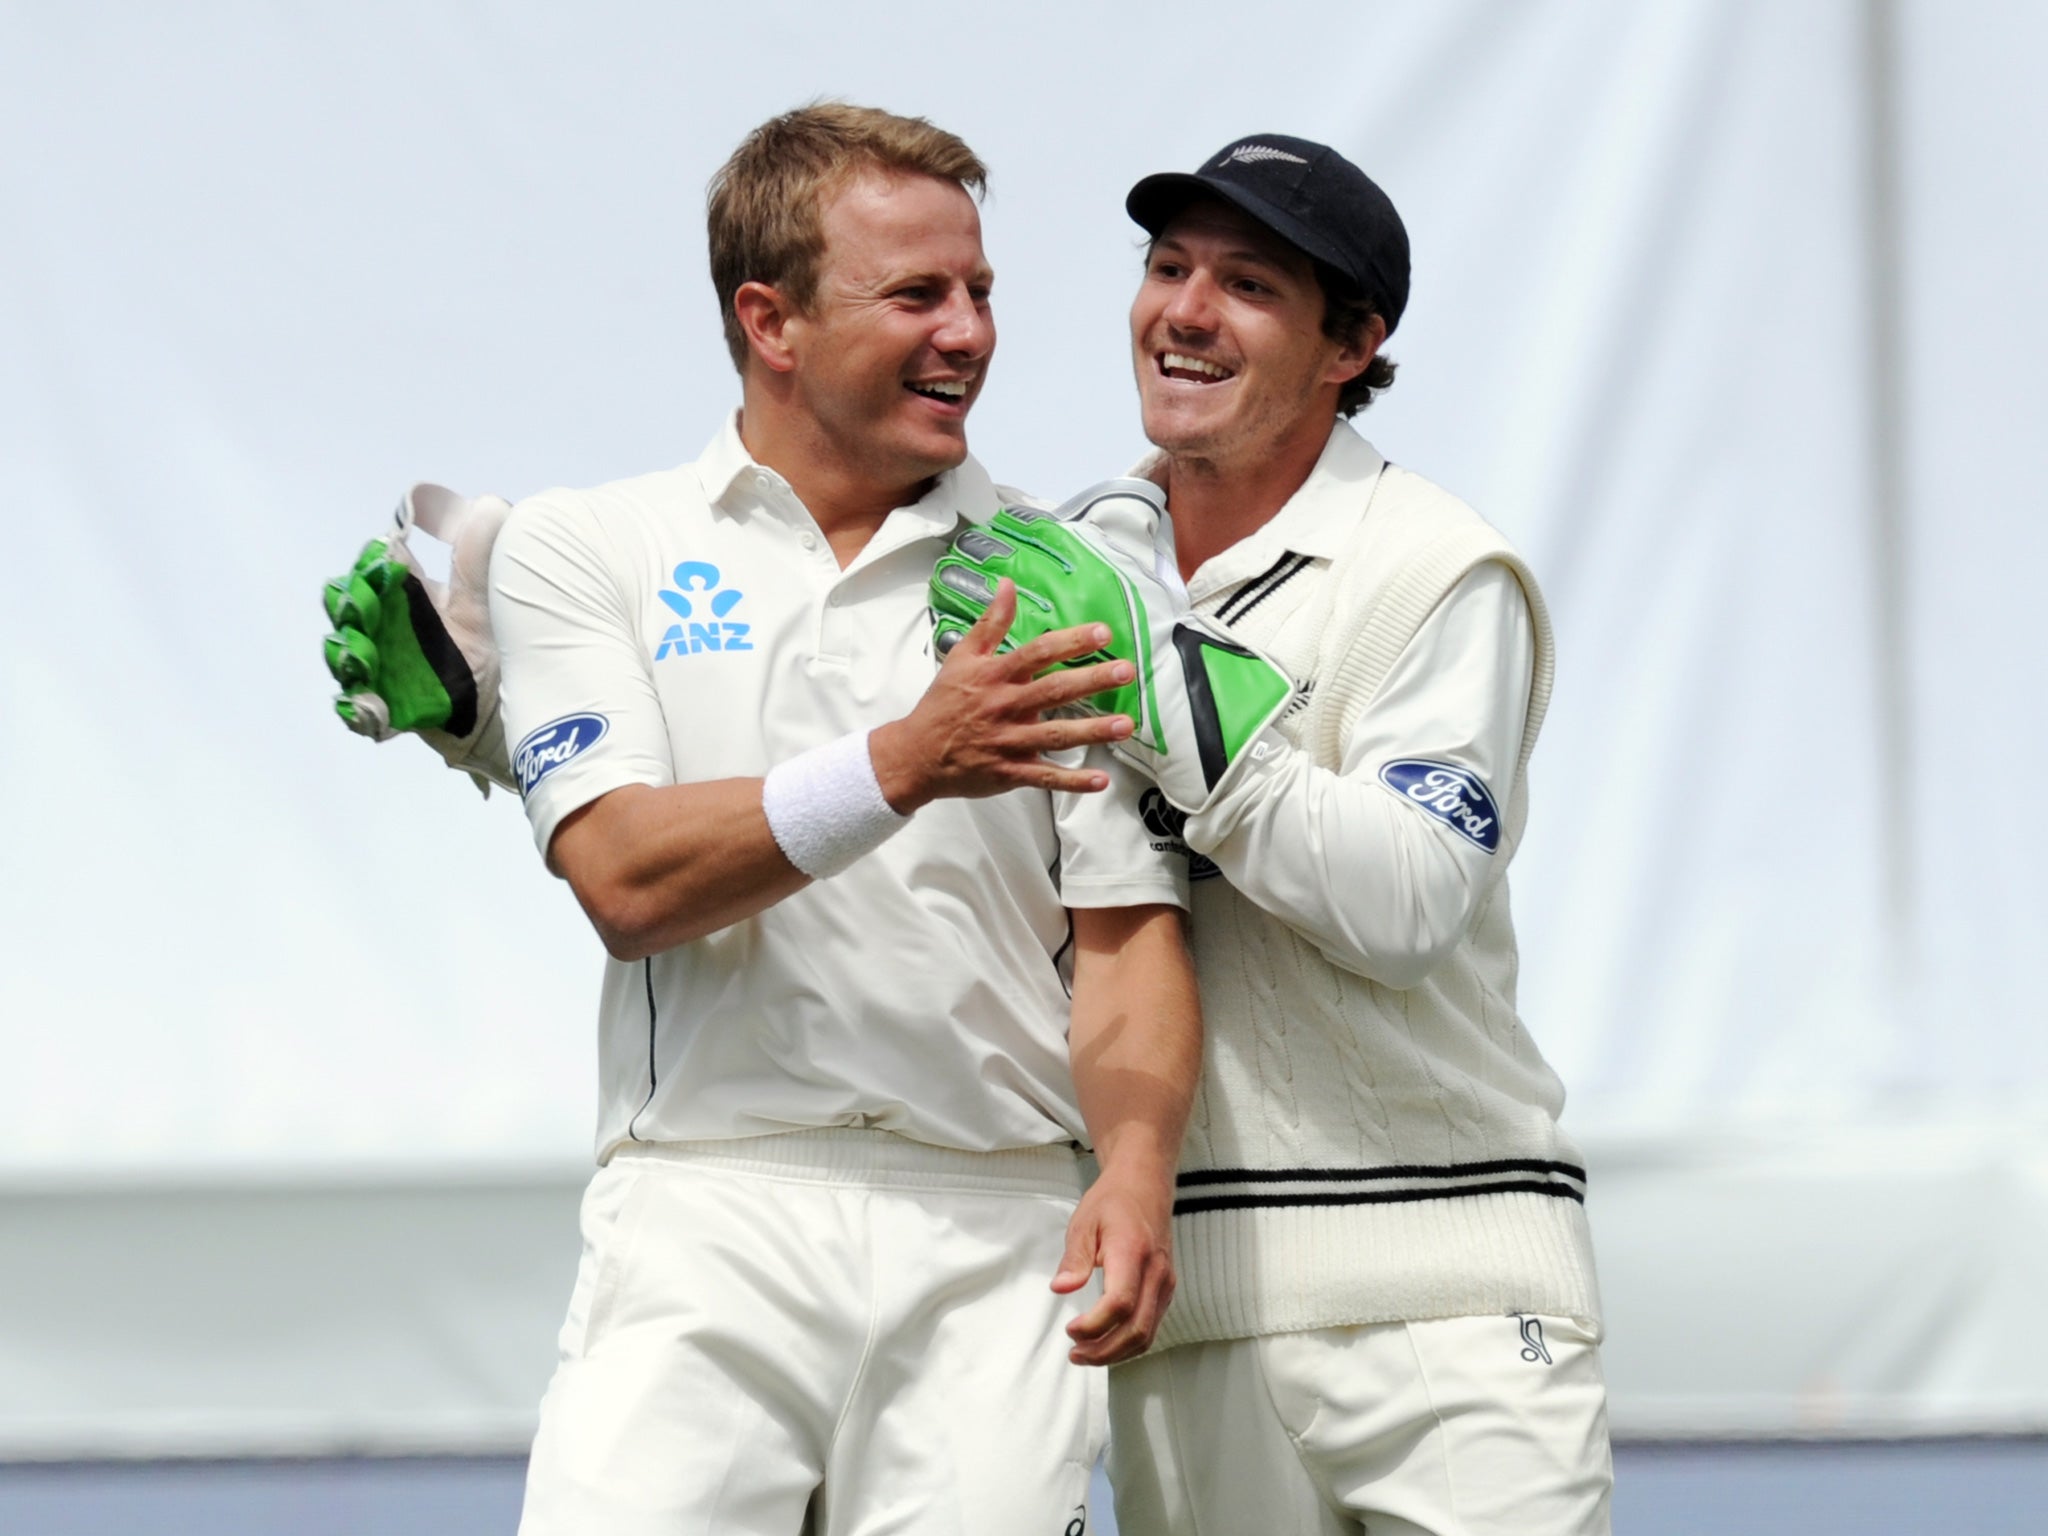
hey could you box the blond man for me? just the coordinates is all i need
[328,105,1197,1534]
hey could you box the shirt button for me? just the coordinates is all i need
[800,532,818,552]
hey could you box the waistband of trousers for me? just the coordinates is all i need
[609,1127,1086,1199]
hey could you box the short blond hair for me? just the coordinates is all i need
[707,103,989,373]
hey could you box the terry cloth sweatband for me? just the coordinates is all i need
[761,730,911,879]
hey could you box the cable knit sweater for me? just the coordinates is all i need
[1150,422,1602,1351]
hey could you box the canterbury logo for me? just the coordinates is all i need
[1221,143,1308,167]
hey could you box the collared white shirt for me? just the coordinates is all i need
[492,413,1186,1161]
[1136,421,1534,986]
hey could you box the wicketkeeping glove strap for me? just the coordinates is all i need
[1136,611,1295,814]
[322,484,515,793]
[927,478,1296,815]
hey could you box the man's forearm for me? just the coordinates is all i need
[549,779,808,960]
[1057,901,1199,1364]
[1069,904,1201,1182]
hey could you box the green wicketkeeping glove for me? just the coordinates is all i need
[322,484,514,793]
[929,479,1296,815]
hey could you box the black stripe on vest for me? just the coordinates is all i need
[1171,1158,1587,1217]
[1175,1177,1586,1217]
[1178,1157,1587,1188]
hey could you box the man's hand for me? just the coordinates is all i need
[929,481,1296,814]
[322,484,514,792]
[870,579,1138,813]
[1052,1160,1177,1366]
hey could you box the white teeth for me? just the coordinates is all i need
[1162,353,1232,380]
[911,380,968,398]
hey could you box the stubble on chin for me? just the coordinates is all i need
[1139,392,1216,460]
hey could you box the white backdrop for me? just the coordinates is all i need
[3,0,2045,1449]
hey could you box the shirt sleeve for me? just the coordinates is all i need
[1052,745,1191,912]
[1183,562,1535,986]
[489,495,676,863]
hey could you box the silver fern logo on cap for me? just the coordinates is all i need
[1221,143,1309,167]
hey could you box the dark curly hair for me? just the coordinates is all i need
[1315,262,1397,417]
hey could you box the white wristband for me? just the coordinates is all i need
[761,729,911,880]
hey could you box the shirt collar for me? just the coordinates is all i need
[693,410,770,510]
[1130,418,1386,591]
[695,408,998,540]
[906,449,1000,536]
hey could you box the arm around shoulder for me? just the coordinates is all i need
[1186,561,1539,988]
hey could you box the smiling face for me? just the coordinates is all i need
[780,171,995,499]
[1130,197,1370,475]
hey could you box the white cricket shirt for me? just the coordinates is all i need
[1135,430,1533,988]
[491,414,1186,1163]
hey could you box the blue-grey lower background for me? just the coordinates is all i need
[3,1440,2044,1535]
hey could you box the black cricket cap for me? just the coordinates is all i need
[1126,134,1410,335]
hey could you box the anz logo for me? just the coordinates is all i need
[655,561,752,660]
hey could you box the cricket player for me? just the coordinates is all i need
[935,135,1612,1534]
[324,105,1196,1534]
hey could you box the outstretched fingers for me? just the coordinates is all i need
[901,584,1142,800]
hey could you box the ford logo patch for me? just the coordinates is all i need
[514,713,609,797]
[1378,759,1501,853]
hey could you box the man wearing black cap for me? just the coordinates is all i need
[990,136,1615,1532]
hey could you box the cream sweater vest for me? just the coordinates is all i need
[1158,445,1603,1350]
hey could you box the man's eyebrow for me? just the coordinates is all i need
[1152,234,1295,271]
[872,264,995,289]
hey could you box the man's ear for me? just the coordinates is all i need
[733,281,799,375]
[1327,312,1388,388]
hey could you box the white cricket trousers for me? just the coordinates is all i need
[519,1130,1107,1536]
[1108,1315,1611,1535]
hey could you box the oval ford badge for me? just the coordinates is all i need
[1378,759,1501,853]
[514,713,609,797]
